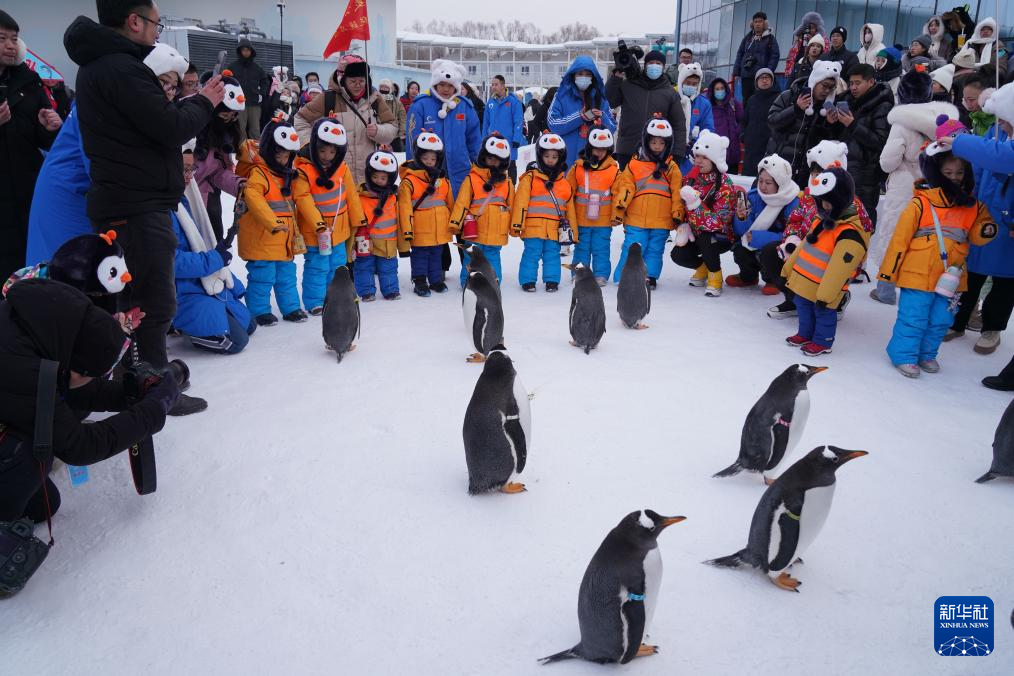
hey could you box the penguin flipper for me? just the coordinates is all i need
[503,416,527,473]
[712,461,743,478]
[768,495,804,571]
[619,596,647,664]
[765,420,791,471]
[975,471,997,483]
[537,646,580,664]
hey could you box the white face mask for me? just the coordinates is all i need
[574,76,592,91]
[645,64,664,80]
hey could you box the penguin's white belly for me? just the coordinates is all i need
[513,374,532,452]
[795,484,835,560]
[770,390,810,476]
[462,287,478,335]
[642,547,663,636]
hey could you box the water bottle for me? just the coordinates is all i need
[316,228,332,256]
[558,219,574,246]
[462,214,479,241]
[586,193,601,221]
[355,227,371,257]
[935,265,962,298]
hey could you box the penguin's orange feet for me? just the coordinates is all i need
[773,572,801,592]
[348,344,357,352]
[636,644,659,657]
[634,323,650,330]
[500,482,526,494]
[569,340,578,347]
[763,475,775,486]
[466,353,486,363]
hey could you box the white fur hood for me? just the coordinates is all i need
[886,101,958,138]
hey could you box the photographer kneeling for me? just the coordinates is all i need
[0,279,179,523]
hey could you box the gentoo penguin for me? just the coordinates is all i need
[976,398,1014,483]
[462,270,504,363]
[714,364,827,484]
[540,510,686,665]
[462,345,530,494]
[706,445,867,591]
[564,262,606,354]
[616,242,650,329]
[456,242,499,297]
[321,266,359,362]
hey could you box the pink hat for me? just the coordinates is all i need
[935,114,967,140]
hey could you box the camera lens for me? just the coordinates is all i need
[166,359,189,387]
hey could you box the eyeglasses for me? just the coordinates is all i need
[134,13,165,36]
[183,165,197,177]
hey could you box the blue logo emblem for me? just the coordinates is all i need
[935,596,993,656]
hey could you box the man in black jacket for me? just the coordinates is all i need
[606,49,687,169]
[840,64,893,227]
[226,37,266,142]
[767,73,846,187]
[733,12,781,104]
[820,26,859,76]
[0,279,178,522]
[0,10,63,282]
[63,1,223,375]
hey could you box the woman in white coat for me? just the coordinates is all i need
[857,23,887,66]
[870,68,959,304]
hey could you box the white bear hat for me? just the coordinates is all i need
[691,129,730,174]
[806,139,849,171]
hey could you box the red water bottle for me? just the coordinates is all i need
[462,213,479,241]
[355,226,371,257]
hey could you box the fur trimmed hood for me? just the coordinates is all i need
[886,101,960,138]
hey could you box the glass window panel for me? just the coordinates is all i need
[816,1,840,31]
[994,0,1014,43]
[773,0,799,74]
[835,0,868,52]
[895,0,937,48]
[722,2,740,69]
[864,1,899,49]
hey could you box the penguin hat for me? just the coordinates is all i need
[976,397,1014,483]
[308,117,349,187]
[706,445,867,592]
[364,150,400,196]
[691,129,730,174]
[805,60,843,116]
[462,345,531,494]
[714,364,829,484]
[535,131,567,178]
[218,70,247,111]
[258,115,301,194]
[807,163,855,242]
[540,509,686,665]
[640,114,674,176]
[477,132,512,188]
[582,125,614,168]
[412,128,446,180]
[49,231,131,312]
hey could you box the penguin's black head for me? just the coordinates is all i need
[563,262,593,279]
[809,445,868,472]
[783,363,828,388]
[483,346,514,374]
[620,509,686,544]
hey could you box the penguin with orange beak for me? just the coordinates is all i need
[706,446,867,592]
[540,510,686,665]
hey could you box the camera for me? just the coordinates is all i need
[742,54,757,72]
[0,519,51,598]
[613,39,644,78]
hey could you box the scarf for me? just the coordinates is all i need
[743,177,800,249]
[175,180,234,296]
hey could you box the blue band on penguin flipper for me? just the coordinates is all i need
[628,592,645,601]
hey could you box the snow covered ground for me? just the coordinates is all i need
[3,206,1013,674]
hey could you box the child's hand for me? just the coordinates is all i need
[314,222,327,232]
[680,186,701,211]
[674,222,694,246]
[271,219,288,234]
[511,226,522,237]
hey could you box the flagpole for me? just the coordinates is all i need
[277,1,286,72]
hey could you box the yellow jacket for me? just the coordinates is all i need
[397,167,455,247]
[358,186,407,258]
[566,157,620,227]
[238,165,310,262]
[877,187,996,292]
[449,166,515,246]
[613,157,685,229]
[292,157,366,249]
[782,208,867,306]
[511,169,580,242]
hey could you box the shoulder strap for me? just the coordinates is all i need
[33,359,59,464]
[325,90,338,117]
[927,202,949,264]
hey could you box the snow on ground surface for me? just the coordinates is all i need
[3,203,1013,675]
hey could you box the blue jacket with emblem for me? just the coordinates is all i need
[26,104,93,266]
[406,92,482,195]
[679,94,717,174]
[954,129,1014,277]
[482,91,525,159]
[548,56,617,167]
[170,197,251,338]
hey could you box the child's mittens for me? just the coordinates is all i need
[691,125,700,139]
[778,235,801,260]
[680,185,702,211]
[271,219,288,234]
[510,224,522,237]
[674,222,695,246]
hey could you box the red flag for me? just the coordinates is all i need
[323,0,371,59]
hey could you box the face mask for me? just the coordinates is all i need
[646,64,664,80]
[681,84,699,98]
[574,76,592,91]
[714,89,727,101]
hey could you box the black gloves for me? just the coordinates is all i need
[144,374,180,416]
[214,240,233,266]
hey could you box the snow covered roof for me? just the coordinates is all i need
[397,31,669,52]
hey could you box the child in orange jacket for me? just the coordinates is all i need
[354,151,406,301]
[567,126,620,285]
[398,130,455,296]
[236,118,311,325]
[611,116,685,289]
[880,146,996,377]
[512,132,578,292]
[293,118,366,314]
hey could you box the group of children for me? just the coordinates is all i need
[231,100,1002,378]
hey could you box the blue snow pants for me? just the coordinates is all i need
[572,226,613,280]
[410,245,445,284]
[302,245,349,312]
[612,226,669,283]
[245,259,301,316]
[354,254,399,297]
[886,288,955,365]
[795,296,838,347]
[520,237,562,285]
[459,243,503,286]
[190,313,257,355]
